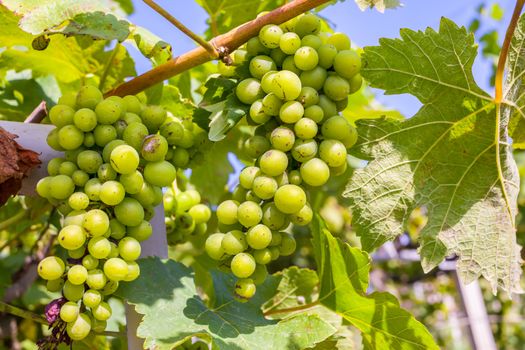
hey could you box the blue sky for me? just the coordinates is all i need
[128,0,515,116]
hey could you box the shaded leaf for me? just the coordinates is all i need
[130,26,172,66]
[263,267,318,313]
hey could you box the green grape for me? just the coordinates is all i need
[82,255,99,270]
[327,32,351,51]
[83,209,109,237]
[68,246,86,259]
[84,178,101,201]
[246,224,272,249]
[58,125,84,150]
[216,200,239,225]
[57,202,73,216]
[101,280,119,295]
[252,175,278,200]
[279,233,297,256]
[300,158,330,186]
[269,126,294,152]
[236,78,263,105]
[237,201,262,228]
[321,116,352,141]
[341,125,358,149]
[99,180,125,206]
[323,75,350,101]
[188,204,211,224]
[123,95,143,114]
[297,86,319,107]
[101,140,124,163]
[68,264,88,285]
[160,121,184,146]
[58,225,86,250]
[221,230,248,255]
[176,128,195,148]
[231,253,256,278]
[250,264,268,285]
[318,44,337,69]
[280,16,298,32]
[244,135,270,158]
[249,55,276,79]
[118,237,141,261]
[271,70,302,101]
[47,158,64,176]
[95,99,121,124]
[269,231,283,246]
[72,109,96,134]
[47,128,64,151]
[122,112,141,125]
[318,95,337,118]
[119,171,144,195]
[108,242,119,258]
[93,125,117,147]
[271,48,287,66]
[289,169,302,185]
[103,258,128,281]
[187,189,202,206]
[275,171,289,186]
[60,301,80,323]
[301,34,322,49]
[279,101,304,123]
[239,166,261,190]
[274,184,306,214]
[231,186,248,203]
[295,13,321,37]
[218,60,236,76]
[262,202,287,230]
[91,301,112,321]
[171,148,190,168]
[335,97,348,112]
[253,248,272,265]
[83,289,102,308]
[282,56,302,75]
[280,32,301,54]
[124,261,140,282]
[259,150,288,176]
[294,46,319,71]
[176,213,195,235]
[144,161,176,187]
[123,122,149,151]
[290,205,313,226]
[49,105,75,127]
[246,37,270,56]
[205,233,226,260]
[333,50,361,80]
[262,93,283,116]
[110,145,139,174]
[46,278,64,293]
[63,210,85,227]
[97,163,117,182]
[50,175,75,199]
[71,170,89,187]
[57,92,77,108]
[294,117,318,139]
[63,280,84,301]
[245,190,261,203]
[141,105,167,132]
[234,278,256,300]
[76,85,103,109]
[259,24,283,49]
[88,236,111,259]
[77,150,103,174]
[142,134,168,162]
[249,99,271,124]
[233,48,249,64]
[349,73,363,93]
[37,256,65,280]
[86,269,107,290]
[300,66,327,90]
[319,139,347,167]
[91,319,107,333]
[114,198,145,226]
[107,220,125,241]
[58,161,77,176]
[36,177,52,198]
[66,313,91,341]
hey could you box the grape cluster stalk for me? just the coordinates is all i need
[35,85,202,342]
[205,12,361,301]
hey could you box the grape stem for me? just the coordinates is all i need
[263,300,320,316]
[494,0,525,102]
[106,0,331,97]
[0,208,26,232]
[23,101,47,123]
[143,0,219,59]
[0,301,48,324]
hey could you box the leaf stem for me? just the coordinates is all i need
[99,43,121,91]
[106,0,330,97]
[495,0,525,102]
[143,0,218,58]
[0,208,26,231]
[263,300,320,316]
[0,301,48,324]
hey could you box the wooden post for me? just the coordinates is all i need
[0,121,168,349]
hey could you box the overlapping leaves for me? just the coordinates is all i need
[344,18,521,293]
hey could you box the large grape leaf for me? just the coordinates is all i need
[505,14,525,148]
[117,258,335,350]
[312,219,439,349]
[343,18,521,294]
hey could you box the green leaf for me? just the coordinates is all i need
[0,5,33,48]
[312,219,439,350]
[343,18,521,294]
[354,0,401,13]
[129,26,172,66]
[117,258,335,350]
[94,43,136,92]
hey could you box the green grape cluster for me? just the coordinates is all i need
[164,187,212,244]
[35,85,186,342]
[209,12,361,300]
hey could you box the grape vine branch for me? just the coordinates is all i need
[105,0,331,97]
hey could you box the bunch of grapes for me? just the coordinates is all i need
[164,187,212,244]
[35,85,184,342]
[206,12,360,300]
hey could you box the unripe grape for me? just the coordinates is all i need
[246,37,270,56]
[239,167,261,190]
[262,202,288,230]
[60,302,80,323]
[110,145,140,174]
[288,169,302,185]
[160,121,184,145]
[99,180,125,206]
[290,205,313,226]
[50,175,75,199]
[76,85,102,109]
[141,134,168,162]
[302,34,322,49]
[82,255,99,270]
[205,233,226,260]
[118,237,141,261]
[93,124,117,146]
[83,289,102,308]
[294,46,319,71]
[323,75,350,101]
[271,70,302,101]
[349,73,363,93]
[279,233,297,256]
[37,256,65,280]
[46,278,64,293]
[300,158,330,187]
[97,163,117,182]
[123,122,149,151]
[280,32,301,54]
[103,258,129,281]
[63,280,84,301]
[249,55,276,79]
[244,135,270,158]
[274,184,306,214]
[294,118,318,139]
[77,150,103,174]
[259,150,288,176]
[84,178,102,201]
[327,32,351,51]
[319,139,347,167]
[321,116,352,141]
[291,139,318,163]
[231,253,256,278]
[234,278,256,300]
[141,105,167,132]
[295,13,321,37]
[262,93,283,116]
[259,24,283,49]
[317,44,338,69]
[114,198,144,227]
[297,87,319,107]
[300,66,327,90]
[123,95,142,114]
[124,261,140,282]
[88,236,111,259]
[95,99,121,124]
[83,209,109,237]
[49,105,75,127]
[253,249,272,265]
[249,100,271,124]
[222,230,248,255]
[68,264,88,285]
[252,175,278,199]
[236,78,263,104]
[171,148,190,168]
[237,201,263,228]
[250,264,268,285]
[144,161,176,187]
[58,224,86,250]
[66,313,92,341]
[246,224,272,249]
[119,170,144,194]
[127,220,153,242]
[188,204,212,224]
[282,56,302,75]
